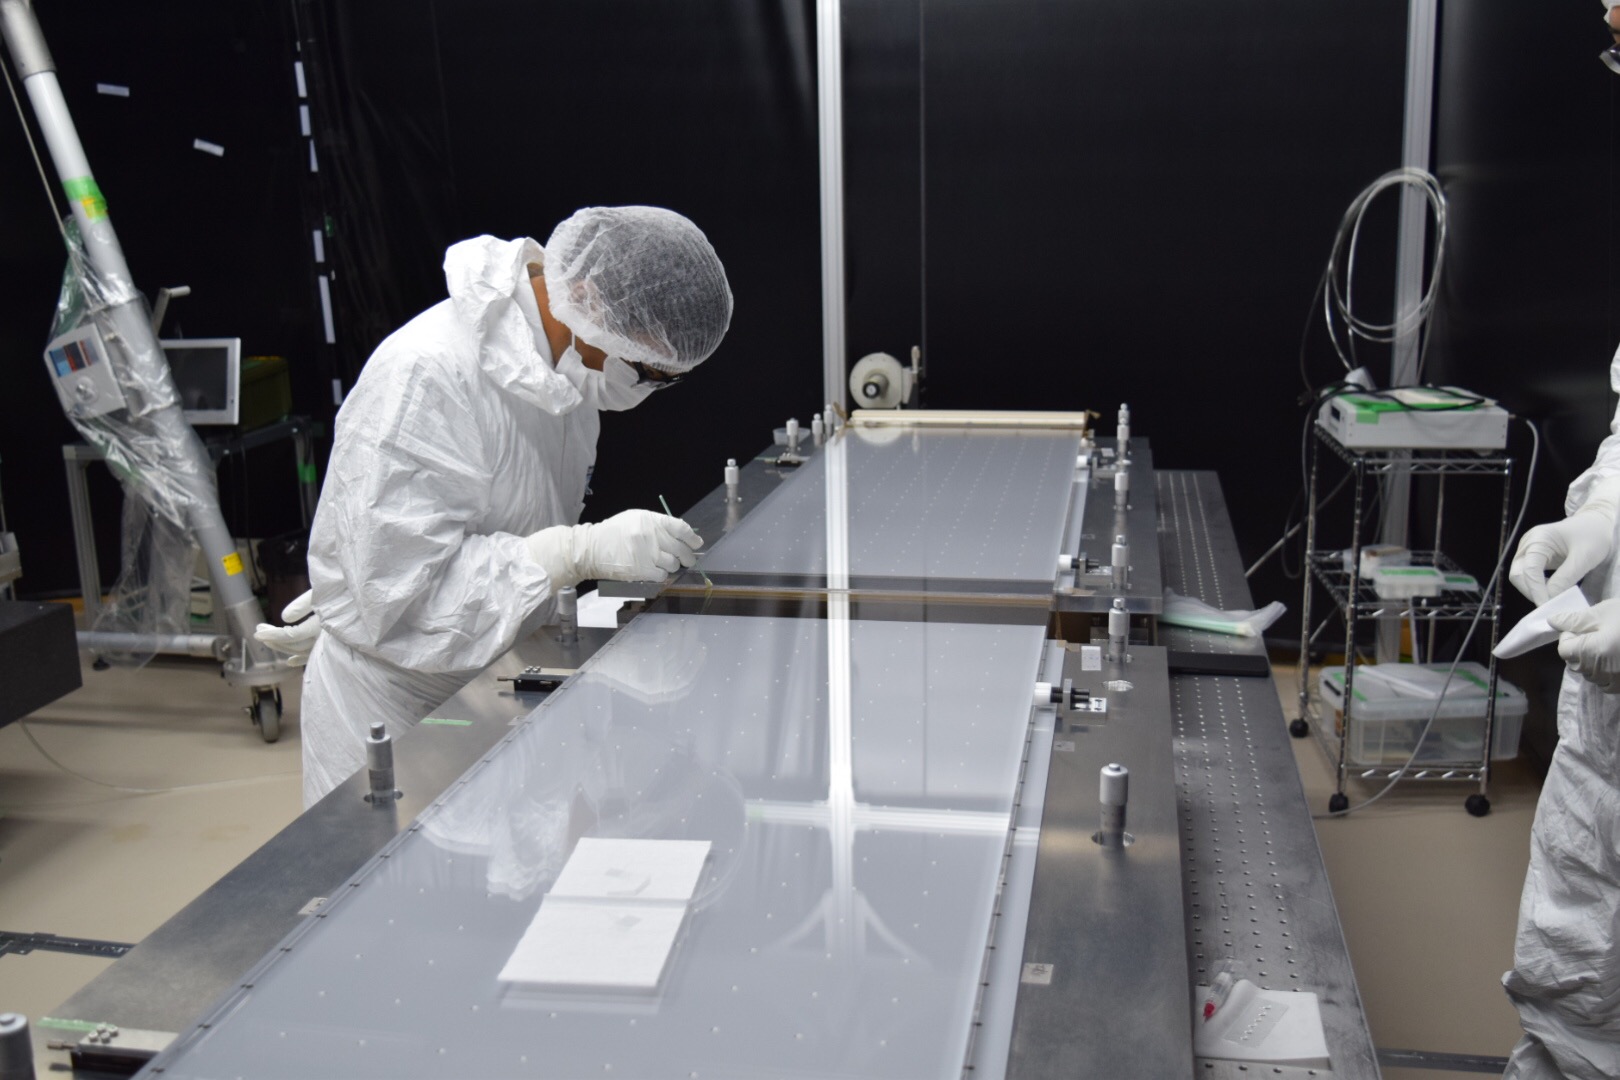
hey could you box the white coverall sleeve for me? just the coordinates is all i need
[311,356,555,674]
[1564,346,1620,515]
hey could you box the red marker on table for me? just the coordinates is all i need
[1202,969,1235,1022]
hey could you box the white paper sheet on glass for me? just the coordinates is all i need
[550,838,711,903]
[500,900,688,990]
[500,838,712,990]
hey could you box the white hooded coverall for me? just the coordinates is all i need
[1503,345,1620,1079]
[299,236,596,807]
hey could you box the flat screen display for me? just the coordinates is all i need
[161,338,240,425]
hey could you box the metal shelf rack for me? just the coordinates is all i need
[1294,426,1514,816]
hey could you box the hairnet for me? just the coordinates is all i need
[544,206,733,373]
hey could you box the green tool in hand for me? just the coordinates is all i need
[659,495,713,587]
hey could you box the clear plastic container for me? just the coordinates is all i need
[1318,662,1526,765]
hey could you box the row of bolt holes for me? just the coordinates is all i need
[1175,691,1299,986]
[1165,502,1324,1074]
[1158,475,1220,608]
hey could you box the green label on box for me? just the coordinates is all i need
[1346,393,1479,420]
[420,717,473,727]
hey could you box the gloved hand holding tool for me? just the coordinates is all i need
[525,509,702,586]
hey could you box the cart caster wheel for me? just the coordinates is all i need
[1289,718,1310,738]
[1465,794,1491,818]
[92,657,110,671]
[251,687,283,744]
[1327,792,1350,814]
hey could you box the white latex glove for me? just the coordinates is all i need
[253,590,321,667]
[1509,476,1620,606]
[1551,597,1620,692]
[525,510,702,587]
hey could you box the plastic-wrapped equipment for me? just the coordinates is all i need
[44,223,215,666]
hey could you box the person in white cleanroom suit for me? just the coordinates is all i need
[1501,13,1620,1073]
[255,206,733,806]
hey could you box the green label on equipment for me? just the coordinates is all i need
[40,1017,103,1033]
[62,177,108,221]
[1345,393,1478,421]
[298,462,317,484]
[420,717,473,727]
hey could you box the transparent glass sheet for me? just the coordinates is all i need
[153,612,1049,1079]
[699,427,1081,594]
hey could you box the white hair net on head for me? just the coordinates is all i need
[544,206,733,373]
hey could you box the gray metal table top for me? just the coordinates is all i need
[1057,440,1165,616]
[1158,469,1379,1079]
[36,626,614,1067]
[33,453,1376,1080]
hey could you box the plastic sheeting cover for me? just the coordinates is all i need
[48,223,215,664]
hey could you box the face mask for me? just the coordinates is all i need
[556,340,658,412]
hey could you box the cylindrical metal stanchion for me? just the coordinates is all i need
[1097,763,1130,848]
[1108,598,1129,661]
[0,1013,34,1080]
[556,585,579,645]
[366,722,396,801]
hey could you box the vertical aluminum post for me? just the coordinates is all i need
[1378,0,1439,661]
[1,0,280,682]
[817,0,848,413]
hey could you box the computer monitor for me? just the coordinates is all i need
[161,337,241,426]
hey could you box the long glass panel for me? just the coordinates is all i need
[151,612,1048,1080]
[697,427,1080,594]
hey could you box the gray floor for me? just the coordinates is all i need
[0,657,1537,1078]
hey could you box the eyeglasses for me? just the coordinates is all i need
[627,359,686,389]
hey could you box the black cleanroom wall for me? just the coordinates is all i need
[842,0,1412,636]
[3,2,1416,625]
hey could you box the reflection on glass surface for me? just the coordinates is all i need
[155,613,1047,1080]
[698,427,1081,593]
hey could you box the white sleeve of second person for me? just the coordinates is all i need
[1564,343,1620,514]
[309,357,555,674]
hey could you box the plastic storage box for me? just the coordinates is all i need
[1318,662,1526,766]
